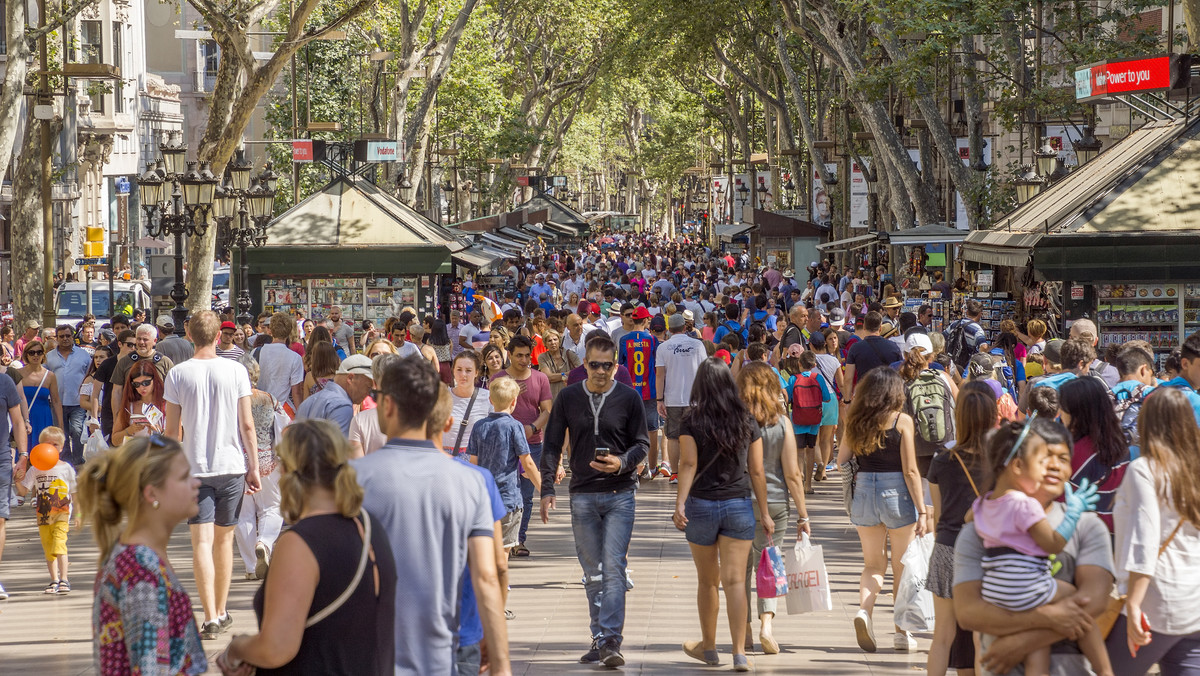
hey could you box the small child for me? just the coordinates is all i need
[468,377,541,553]
[971,417,1112,676]
[16,427,78,594]
[789,350,833,493]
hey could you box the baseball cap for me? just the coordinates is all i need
[827,308,845,327]
[589,303,601,316]
[650,315,666,332]
[336,353,374,378]
[631,306,651,321]
[668,313,685,330]
[1043,339,1065,365]
[25,319,39,330]
[99,328,116,343]
[155,315,174,328]
[714,349,732,365]
[967,353,994,379]
[809,332,827,350]
[220,321,237,331]
[903,332,934,356]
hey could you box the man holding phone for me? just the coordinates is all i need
[540,333,649,668]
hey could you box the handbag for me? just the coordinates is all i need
[1097,519,1184,638]
[755,534,789,599]
[840,455,859,517]
[784,533,833,614]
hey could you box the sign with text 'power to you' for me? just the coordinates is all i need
[1075,54,1191,101]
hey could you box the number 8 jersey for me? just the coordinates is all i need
[618,330,660,401]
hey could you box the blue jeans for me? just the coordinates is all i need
[571,489,636,647]
[519,443,542,544]
[62,405,86,465]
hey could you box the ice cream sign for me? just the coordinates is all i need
[1076,54,1191,101]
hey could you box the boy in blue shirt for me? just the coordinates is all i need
[468,377,541,551]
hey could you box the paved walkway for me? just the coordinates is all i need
[0,473,929,674]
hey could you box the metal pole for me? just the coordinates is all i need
[169,193,188,336]
[236,209,253,325]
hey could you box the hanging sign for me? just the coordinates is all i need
[292,140,314,163]
[1075,54,1191,101]
[352,139,402,163]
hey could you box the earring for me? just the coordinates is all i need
[152,500,160,509]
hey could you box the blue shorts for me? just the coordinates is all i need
[850,471,918,529]
[684,496,755,545]
[643,399,661,431]
[820,399,838,427]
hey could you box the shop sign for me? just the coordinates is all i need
[1071,284,1085,300]
[1075,54,1191,101]
[292,140,314,163]
[352,139,402,163]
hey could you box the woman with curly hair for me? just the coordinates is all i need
[836,366,927,654]
[736,361,810,656]
[674,359,770,671]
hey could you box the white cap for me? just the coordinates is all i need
[903,332,934,356]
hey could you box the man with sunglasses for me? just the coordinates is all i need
[540,333,648,668]
[46,323,94,465]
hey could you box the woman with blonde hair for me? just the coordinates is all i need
[218,419,396,674]
[1107,387,1200,674]
[363,338,398,358]
[837,367,926,653]
[1021,318,1048,355]
[79,436,207,673]
[736,361,810,656]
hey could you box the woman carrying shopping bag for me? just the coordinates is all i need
[673,359,771,672]
[736,361,811,655]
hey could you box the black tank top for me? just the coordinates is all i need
[253,512,397,675]
[856,417,905,474]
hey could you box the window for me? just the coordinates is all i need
[112,22,123,112]
[80,20,102,64]
[1,0,7,56]
[202,40,219,77]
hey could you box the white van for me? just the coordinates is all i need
[54,280,153,326]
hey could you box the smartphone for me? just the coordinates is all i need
[594,446,611,460]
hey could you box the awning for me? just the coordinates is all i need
[480,232,526,252]
[885,224,968,246]
[452,246,505,271]
[816,233,877,252]
[542,221,580,237]
[960,229,1043,268]
[716,223,754,240]
[517,222,558,240]
[499,226,536,242]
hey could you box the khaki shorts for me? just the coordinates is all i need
[39,521,69,560]
[500,508,523,549]
[664,406,688,440]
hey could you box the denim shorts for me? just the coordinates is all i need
[684,496,756,545]
[850,471,918,529]
[643,399,661,431]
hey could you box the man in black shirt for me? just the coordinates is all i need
[540,333,648,669]
[844,311,902,401]
[96,329,135,438]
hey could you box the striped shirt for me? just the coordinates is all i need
[216,345,245,360]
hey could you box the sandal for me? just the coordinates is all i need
[57,579,71,594]
[505,608,515,620]
[513,543,530,557]
[44,580,59,594]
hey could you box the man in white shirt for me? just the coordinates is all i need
[562,313,590,360]
[164,310,260,639]
[253,312,304,407]
[655,314,706,481]
[458,311,481,352]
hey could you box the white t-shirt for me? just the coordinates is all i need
[441,388,495,453]
[655,333,707,407]
[254,342,304,406]
[164,357,251,477]
[397,341,422,358]
[349,408,386,455]
[458,323,479,347]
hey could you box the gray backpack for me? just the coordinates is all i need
[907,370,954,451]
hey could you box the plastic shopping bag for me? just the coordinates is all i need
[83,427,108,461]
[755,535,788,598]
[784,533,833,614]
[895,533,936,632]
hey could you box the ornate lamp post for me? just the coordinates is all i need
[212,156,277,325]
[1073,125,1103,165]
[137,131,218,335]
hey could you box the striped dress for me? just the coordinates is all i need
[972,490,1058,612]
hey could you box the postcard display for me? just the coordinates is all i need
[262,276,438,323]
[1096,283,1193,368]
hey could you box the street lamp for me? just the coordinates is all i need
[211,159,277,325]
[1013,165,1046,204]
[783,177,796,209]
[137,132,217,335]
[736,181,750,218]
[1034,139,1058,179]
[1073,125,1103,165]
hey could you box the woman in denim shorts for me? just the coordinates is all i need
[836,367,927,654]
[673,359,770,672]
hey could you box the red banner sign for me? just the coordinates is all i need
[292,140,314,163]
[1076,54,1190,101]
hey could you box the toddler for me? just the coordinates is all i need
[971,416,1112,676]
[16,427,78,594]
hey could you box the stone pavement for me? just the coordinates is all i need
[0,472,929,674]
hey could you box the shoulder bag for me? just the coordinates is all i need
[1097,519,1184,638]
[452,387,481,454]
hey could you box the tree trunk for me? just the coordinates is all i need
[0,0,29,183]
[11,120,48,327]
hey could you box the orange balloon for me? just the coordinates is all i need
[29,443,59,471]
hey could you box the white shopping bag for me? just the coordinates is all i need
[784,532,833,614]
[895,533,936,632]
[83,427,108,461]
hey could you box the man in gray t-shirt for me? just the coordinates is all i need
[954,503,1114,675]
[352,356,508,675]
[327,305,356,354]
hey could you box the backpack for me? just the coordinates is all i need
[722,319,745,344]
[945,320,976,370]
[907,370,954,448]
[791,372,825,426]
[1113,383,1151,448]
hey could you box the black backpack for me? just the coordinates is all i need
[945,320,975,370]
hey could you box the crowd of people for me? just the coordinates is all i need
[0,231,1197,675]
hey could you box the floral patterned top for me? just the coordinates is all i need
[93,543,206,675]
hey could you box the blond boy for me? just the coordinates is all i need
[17,427,77,594]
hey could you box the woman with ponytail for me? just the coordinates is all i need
[218,419,396,675]
[78,435,207,674]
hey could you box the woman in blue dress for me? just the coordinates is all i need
[19,341,62,448]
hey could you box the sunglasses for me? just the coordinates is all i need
[26,350,44,356]
[586,361,615,371]
[123,341,136,347]
[132,379,153,388]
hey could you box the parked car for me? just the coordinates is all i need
[212,265,231,310]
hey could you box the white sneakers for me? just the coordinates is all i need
[894,630,918,652]
[853,609,876,652]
